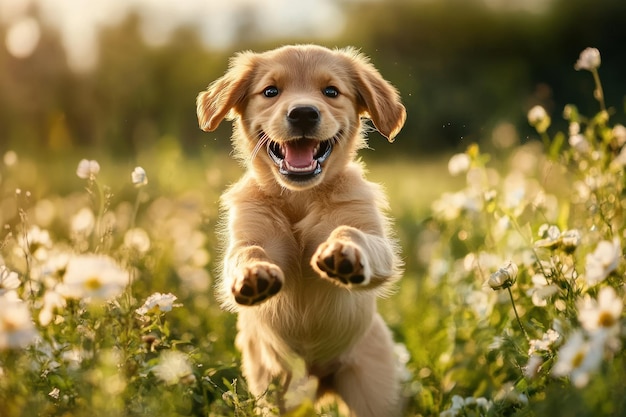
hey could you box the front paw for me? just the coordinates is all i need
[233,262,283,305]
[312,240,370,286]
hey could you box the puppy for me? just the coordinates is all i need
[197,44,406,416]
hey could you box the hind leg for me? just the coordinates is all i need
[333,314,401,417]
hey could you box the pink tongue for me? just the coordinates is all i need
[283,140,316,168]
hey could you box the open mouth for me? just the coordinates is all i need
[266,134,336,182]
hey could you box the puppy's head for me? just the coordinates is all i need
[197,45,406,191]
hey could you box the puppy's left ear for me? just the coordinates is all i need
[350,51,407,142]
[196,52,255,132]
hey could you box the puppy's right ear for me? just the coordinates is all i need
[196,52,255,132]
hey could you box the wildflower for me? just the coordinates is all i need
[0,296,38,350]
[447,153,471,176]
[19,225,53,261]
[488,261,518,290]
[131,166,148,187]
[39,290,66,326]
[0,265,20,295]
[585,237,621,286]
[524,354,543,379]
[527,105,550,133]
[552,330,603,388]
[574,47,601,71]
[527,274,559,307]
[569,133,590,153]
[76,159,100,180]
[3,150,18,167]
[578,286,623,333]
[123,228,151,254]
[528,328,561,355]
[57,254,129,302]
[534,224,561,249]
[48,387,60,400]
[153,350,195,385]
[431,190,481,221]
[440,395,492,417]
[70,207,95,235]
[136,292,179,316]
[560,229,582,252]
[612,124,626,147]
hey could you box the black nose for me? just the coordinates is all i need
[287,106,320,133]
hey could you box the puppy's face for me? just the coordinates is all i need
[197,45,406,191]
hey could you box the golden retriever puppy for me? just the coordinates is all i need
[196,44,406,417]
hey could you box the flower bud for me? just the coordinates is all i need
[488,261,518,290]
[131,166,148,187]
[574,47,601,71]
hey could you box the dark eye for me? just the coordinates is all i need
[323,86,339,98]
[263,86,279,97]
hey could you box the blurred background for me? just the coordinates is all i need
[1,0,625,159]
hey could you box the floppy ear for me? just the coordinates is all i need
[349,51,407,142]
[196,52,255,132]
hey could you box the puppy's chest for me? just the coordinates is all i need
[289,212,330,262]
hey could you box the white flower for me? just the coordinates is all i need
[70,207,95,235]
[612,124,626,147]
[19,225,52,260]
[527,274,559,307]
[440,395,492,417]
[3,150,18,167]
[552,330,603,388]
[131,166,148,187]
[569,133,590,153]
[560,229,582,251]
[585,237,621,286]
[136,292,179,316]
[447,153,471,176]
[0,265,20,295]
[524,354,543,379]
[153,350,195,385]
[574,47,601,71]
[431,191,481,221]
[613,146,626,167]
[76,159,100,180]
[527,105,550,133]
[488,261,518,290]
[0,296,38,350]
[528,328,561,355]
[123,228,151,254]
[39,290,66,326]
[534,224,561,249]
[578,286,623,333]
[58,254,129,302]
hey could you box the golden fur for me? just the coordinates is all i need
[197,44,406,416]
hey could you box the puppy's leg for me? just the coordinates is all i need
[220,192,295,308]
[333,314,401,417]
[311,225,399,288]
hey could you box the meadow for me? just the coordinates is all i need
[1,48,625,417]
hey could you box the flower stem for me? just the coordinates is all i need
[130,188,143,231]
[591,68,606,113]
[507,287,529,341]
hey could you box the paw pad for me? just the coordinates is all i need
[313,241,370,286]
[233,263,283,305]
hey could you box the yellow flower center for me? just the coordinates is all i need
[598,311,616,328]
[572,351,585,369]
[85,276,103,291]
